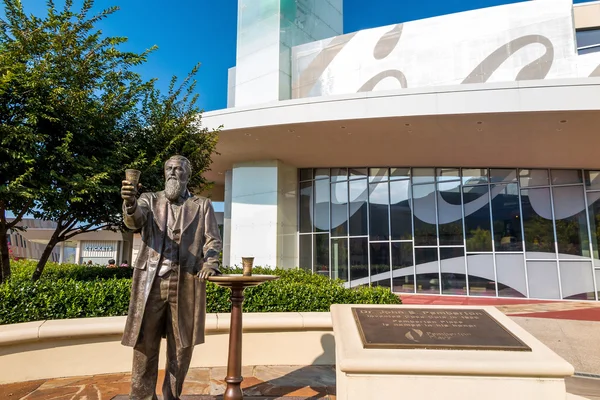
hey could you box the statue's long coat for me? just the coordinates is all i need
[121,191,222,348]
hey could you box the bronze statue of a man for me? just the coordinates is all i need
[120,155,222,400]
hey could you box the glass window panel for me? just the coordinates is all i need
[314,168,330,180]
[519,169,549,187]
[299,182,313,233]
[588,192,600,268]
[330,168,348,182]
[331,238,348,282]
[438,181,463,245]
[491,183,523,252]
[440,247,466,295]
[413,184,437,246]
[412,168,435,184]
[496,254,526,298]
[551,170,582,185]
[370,242,391,287]
[521,188,556,258]
[299,234,312,272]
[463,185,492,252]
[559,261,595,300]
[390,180,412,240]
[314,179,330,233]
[467,254,496,296]
[462,168,488,185]
[314,234,329,277]
[553,186,590,259]
[490,169,517,183]
[369,168,389,182]
[63,241,77,263]
[585,170,600,190]
[437,168,460,180]
[578,46,600,55]
[392,242,414,293]
[349,179,368,236]
[349,168,367,180]
[526,261,560,299]
[577,28,600,48]
[390,167,410,181]
[415,247,439,294]
[350,237,369,286]
[300,169,313,181]
[369,181,389,240]
[330,181,348,237]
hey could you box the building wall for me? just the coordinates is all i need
[231,0,343,107]
[6,219,60,262]
[6,218,134,265]
[79,241,119,266]
[574,1,600,30]
[291,0,600,99]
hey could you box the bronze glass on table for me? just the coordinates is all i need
[242,257,254,276]
[120,155,222,400]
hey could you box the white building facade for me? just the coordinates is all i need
[203,0,600,301]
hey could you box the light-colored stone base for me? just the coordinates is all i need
[339,374,568,400]
[331,305,576,400]
[0,313,334,384]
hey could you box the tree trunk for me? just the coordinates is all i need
[0,202,31,283]
[32,233,61,282]
[0,226,10,283]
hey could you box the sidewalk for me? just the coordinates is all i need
[400,294,600,321]
[2,365,599,400]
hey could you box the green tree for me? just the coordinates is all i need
[124,63,221,196]
[0,0,220,281]
[0,0,69,281]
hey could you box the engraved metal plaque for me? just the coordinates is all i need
[351,307,531,351]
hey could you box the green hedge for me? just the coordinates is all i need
[0,260,401,325]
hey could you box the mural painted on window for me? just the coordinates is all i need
[298,167,600,301]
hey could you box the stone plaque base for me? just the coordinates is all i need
[331,304,579,400]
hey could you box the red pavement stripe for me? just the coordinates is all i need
[400,294,556,306]
[508,308,600,322]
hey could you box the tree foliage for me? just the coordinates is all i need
[124,63,221,196]
[0,261,401,324]
[0,0,220,281]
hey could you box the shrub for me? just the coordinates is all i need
[0,261,401,324]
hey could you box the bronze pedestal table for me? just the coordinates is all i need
[208,274,279,400]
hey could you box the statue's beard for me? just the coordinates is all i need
[165,178,186,202]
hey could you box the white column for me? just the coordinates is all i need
[276,162,299,268]
[119,239,125,264]
[223,170,233,267]
[229,160,298,269]
[58,242,64,264]
[75,241,82,264]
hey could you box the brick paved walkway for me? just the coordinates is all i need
[2,366,600,400]
[0,366,336,400]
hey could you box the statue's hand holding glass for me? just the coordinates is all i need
[122,169,141,207]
